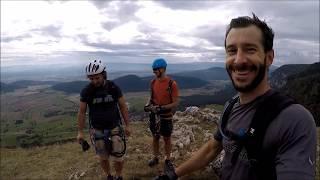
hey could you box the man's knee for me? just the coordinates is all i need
[153,136,160,142]
[99,156,109,161]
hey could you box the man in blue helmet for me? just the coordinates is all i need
[144,58,179,169]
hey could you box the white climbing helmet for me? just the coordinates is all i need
[85,59,106,76]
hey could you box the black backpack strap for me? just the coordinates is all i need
[245,91,296,179]
[168,79,174,103]
[150,79,156,104]
[106,80,119,102]
[219,95,239,140]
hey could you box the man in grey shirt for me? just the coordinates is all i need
[157,13,317,180]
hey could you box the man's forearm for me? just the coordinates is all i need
[162,100,179,110]
[119,106,129,126]
[175,139,222,177]
[78,112,86,132]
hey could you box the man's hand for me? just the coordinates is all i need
[151,105,162,114]
[77,131,84,143]
[144,104,152,112]
[153,160,178,180]
[153,173,177,180]
[79,138,90,152]
[164,160,178,180]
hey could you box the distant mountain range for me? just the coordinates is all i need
[180,83,236,108]
[51,75,209,94]
[175,67,229,81]
[1,63,318,126]
[270,64,310,89]
[0,80,58,93]
[1,62,226,83]
[1,66,228,93]
[280,63,320,126]
[267,62,319,126]
[175,65,278,81]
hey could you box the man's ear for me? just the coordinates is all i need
[266,49,274,67]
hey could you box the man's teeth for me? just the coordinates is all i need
[234,69,250,73]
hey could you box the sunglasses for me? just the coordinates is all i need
[153,68,160,71]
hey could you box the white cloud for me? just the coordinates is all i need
[109,22,144,44]
[1,0,319,67]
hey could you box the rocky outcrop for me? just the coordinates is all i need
[170,106,221,161]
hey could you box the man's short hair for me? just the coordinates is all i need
[224,13,275,52]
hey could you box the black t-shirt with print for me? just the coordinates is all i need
[80,80,123,130]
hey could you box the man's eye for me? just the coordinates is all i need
[247,48,256,53]
[227,49,237,55]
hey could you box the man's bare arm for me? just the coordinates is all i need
[162,96,179,110]
[77,101,87,141]
[175,138,223,177]
[118,96,129,126]
[118,96,131,136]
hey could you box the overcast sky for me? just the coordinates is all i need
[1,0,319,68]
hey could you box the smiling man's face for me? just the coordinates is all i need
[225,25,268,92]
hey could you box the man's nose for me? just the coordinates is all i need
[234,49,247,64]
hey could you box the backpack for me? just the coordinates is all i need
[220,91,296,180]
[150,78,176,114]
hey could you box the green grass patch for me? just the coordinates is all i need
[0,116,82,147]
[127,96,149,113]
[205,104,224,112]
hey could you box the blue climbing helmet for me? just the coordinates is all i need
[152,58,167,69]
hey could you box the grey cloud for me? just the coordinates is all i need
[101,21,121,31]
[136,16,227,61]
[74,15,228,63]
[2,34,32,42]
[193,24,227,47]
[156,1,225,10]
[77,27,220,62]
[31,25,63,38]
[275,51,318,65]
[275,38,319,65]
[241,1,319,65]
[90,1,112,9]
[243,1,319,42]
[4,1,318,67]
[90,1,141,31]
[69,1,319,64]
[103,1,140,21]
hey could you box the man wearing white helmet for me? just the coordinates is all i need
[77,59,131,180]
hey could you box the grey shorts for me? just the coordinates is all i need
[90,127,126,162]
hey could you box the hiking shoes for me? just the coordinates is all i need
[164,159,178,180]
[164,159,174,173]
[106,175,113,180]
[114,176,123,180]
[148,157,159,167]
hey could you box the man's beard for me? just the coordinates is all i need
[226,58,267,93]
[91,80,104,88]
[156,71,163,78]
